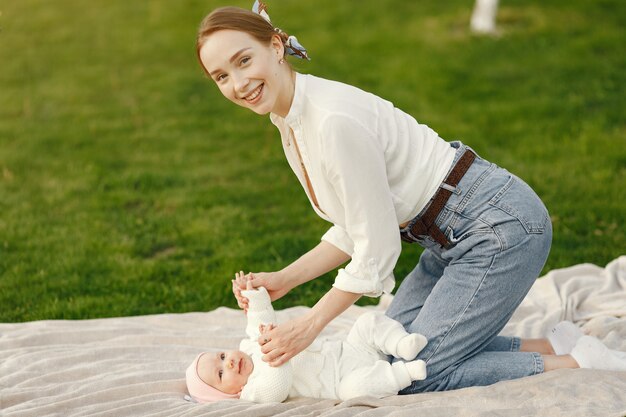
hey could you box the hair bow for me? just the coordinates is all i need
[252,1,310,60]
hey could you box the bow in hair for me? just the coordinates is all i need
[252,0,310,60]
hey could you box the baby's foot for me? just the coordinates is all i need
[397,333,428,361]
[548,321,584,355]
[570,336,626,371]
[405,360,427,381]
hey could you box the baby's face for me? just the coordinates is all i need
[197,350,254,394]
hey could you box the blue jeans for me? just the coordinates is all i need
[387,141,551,393]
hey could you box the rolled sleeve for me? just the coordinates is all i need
[321,114,402,298]
[321,225,354,255]
[333,260,396,297]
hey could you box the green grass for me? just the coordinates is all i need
[0,0,624,322]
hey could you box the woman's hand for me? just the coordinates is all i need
[233,241,350,312]
[258,287,362,367]
[248,271,294,302]
[257,313,321,367]
[232,269,294,313]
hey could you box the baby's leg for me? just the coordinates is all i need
[348,311,427,361]
[337,360,427,401]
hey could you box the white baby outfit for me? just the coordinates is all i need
[239,287,426,402]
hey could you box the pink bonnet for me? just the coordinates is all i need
[185,352,240,403]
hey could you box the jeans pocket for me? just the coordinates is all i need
[488,175,548,234]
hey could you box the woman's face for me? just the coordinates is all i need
[199,29,292,116]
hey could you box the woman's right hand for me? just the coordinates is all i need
[232,270,294,312]
[248,271,294,302]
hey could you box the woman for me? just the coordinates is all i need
[195,3,618,393]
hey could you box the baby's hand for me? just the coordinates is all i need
[233,271,248,290]
[259,323,276,346]
[232,271,252,313]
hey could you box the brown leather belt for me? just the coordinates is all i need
[401,149,476,248]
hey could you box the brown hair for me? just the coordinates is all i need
[196,7,289,76]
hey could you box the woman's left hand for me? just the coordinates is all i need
[257,313,320,367]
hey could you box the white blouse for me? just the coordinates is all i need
[270,73,455,297]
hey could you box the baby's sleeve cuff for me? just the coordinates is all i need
[241,287,272,312]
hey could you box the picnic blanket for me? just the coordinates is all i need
[2,257,625,417]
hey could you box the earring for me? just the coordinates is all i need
[279,58,285,64]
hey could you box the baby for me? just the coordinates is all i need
[186,274,429,403]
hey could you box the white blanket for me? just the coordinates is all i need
[2,257,625,417]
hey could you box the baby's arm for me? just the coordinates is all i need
[239,282,293,403]
[240,284,276,340]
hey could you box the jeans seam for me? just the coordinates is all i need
[511,337,521,352]
[455,163,496,214]
[423,252,497,364]
[492,224,507,251]
[532,352,545,374]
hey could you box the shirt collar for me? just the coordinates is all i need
[270,72,305,128]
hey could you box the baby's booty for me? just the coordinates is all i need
[405,360,427,381]
[396,333,428,361]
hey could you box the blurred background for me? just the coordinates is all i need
[0,0,624,322]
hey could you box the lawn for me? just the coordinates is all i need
[0,0,624,322]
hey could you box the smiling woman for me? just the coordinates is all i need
[196,6,297,116]
[198,29,295,116]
